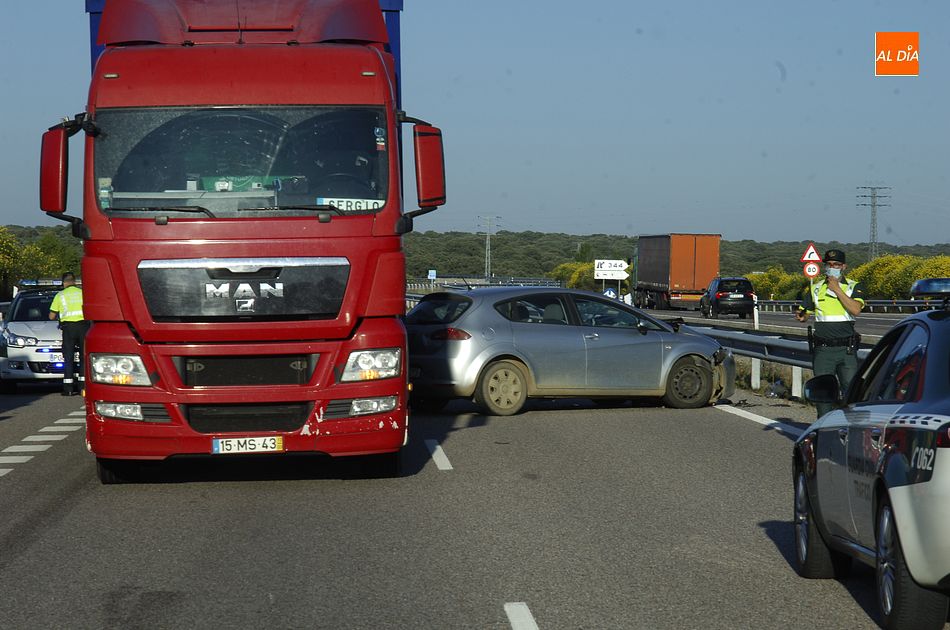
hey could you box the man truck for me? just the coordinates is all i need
[39,0,445,482]
[633,233,720,310]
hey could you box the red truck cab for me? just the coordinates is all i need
[39,0,445,482]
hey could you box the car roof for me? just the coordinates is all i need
[12,289,60,299]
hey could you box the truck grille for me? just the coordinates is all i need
[173,355,318,387]
[184,402,313,434]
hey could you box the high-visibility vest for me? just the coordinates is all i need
[52,286,84,322]
[811,279,862,323]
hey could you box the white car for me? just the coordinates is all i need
[0,290,73,393]
[793,278,950,630]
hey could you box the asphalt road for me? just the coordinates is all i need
[0,385,931,629]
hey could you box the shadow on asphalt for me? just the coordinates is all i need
[0,383,63,420]
[759,519,880,626]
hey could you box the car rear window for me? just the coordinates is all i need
[406,294,472,325]
[719,280,753,292]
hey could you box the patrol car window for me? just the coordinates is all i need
[11,295,55,321]
[873,324,928,403]
[849,326,906,405]
[496,295,570,325]
[405,294,471,325]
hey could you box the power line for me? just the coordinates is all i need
[856,186,890,260]
[477,215,501,279]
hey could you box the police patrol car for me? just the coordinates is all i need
[793,278,950,630]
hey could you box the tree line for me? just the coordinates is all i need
[3,225,948,300]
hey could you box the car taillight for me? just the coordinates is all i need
[715,292,729,299]
[430,328,472,341]
[746,292,755,299]
[936,425,950,447]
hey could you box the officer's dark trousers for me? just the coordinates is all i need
[61,320,90,394]
[812,345,858,418]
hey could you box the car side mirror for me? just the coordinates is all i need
[637,322,649,335]
[804,374,840,404]
[40,128,69,212]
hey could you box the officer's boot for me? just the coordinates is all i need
[62,378,75,396]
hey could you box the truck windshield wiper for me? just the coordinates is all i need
[239,205,342,214]
[109,206,216,218]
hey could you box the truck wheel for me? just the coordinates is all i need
[360,450,402,478]
[475,361,527,416]
[662,357,713,408]
[794,468,851,578]
[96,458,136,485]
[876,496,949,629]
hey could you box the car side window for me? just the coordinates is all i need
[848,326,907,404]
[496,295,569,325]
[573,297,640,328]
[872,324,928,403]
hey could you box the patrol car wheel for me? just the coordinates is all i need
[662,357,713,408]
[475,360,527,416]
[876,497,948,630]
[793,468,851,579]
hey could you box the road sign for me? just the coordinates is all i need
[803,262,821,278]
[800,243,821,263]
[595,259,629,280]
[603,287,618,299]
[427,269,437,280]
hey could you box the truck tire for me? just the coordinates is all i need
[475,360,527,416]
[96,458,136,485]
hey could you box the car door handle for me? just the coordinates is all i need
[837,428,848,442]
[584,333,599,340]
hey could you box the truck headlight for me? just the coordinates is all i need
[90,354,151,386]
[341,348,401,382]
[3,330,38,347]
[350,396,398,416]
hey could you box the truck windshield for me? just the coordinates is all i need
[93,106,389,218]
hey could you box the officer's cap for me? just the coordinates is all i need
[823,249,846,264]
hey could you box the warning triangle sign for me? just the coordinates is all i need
[800,243,822,263]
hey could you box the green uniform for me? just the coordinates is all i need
[801,277,865,417]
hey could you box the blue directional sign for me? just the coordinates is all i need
[603,287,618,299]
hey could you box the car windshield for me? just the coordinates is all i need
[10,295,54,321]
[406,295,472,325]
[719,280,752,292]
[93,106,389,218]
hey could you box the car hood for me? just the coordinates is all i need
[4,321,61,343]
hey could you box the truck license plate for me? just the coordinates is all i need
[212,436,284,454]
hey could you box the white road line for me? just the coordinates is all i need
[424,439,453,470]
[3,445,52,453]
[716,405,804,438]
[68,411,85,416]
[0,469,12,477]
[39,425,84,432]
[0,456,33,464]
[504,602,539,630]
[55,418,87,424]
[22,434,69,442]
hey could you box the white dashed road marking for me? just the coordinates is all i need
[0,469,12,477]
[55,418,87,424]
[22,434,69,441]
[39,425,84,432]
[3,445,53,453]
[0,456,34,464]
[424,439,453,470]
[716,405,804,438]
[68,411,85,416]
[504,602,540,630]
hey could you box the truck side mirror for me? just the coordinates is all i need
[413,124,445,208]
[40,128,69,213]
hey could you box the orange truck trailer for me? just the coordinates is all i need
[633,233,720,310]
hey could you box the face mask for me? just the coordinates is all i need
[825,267,842,279]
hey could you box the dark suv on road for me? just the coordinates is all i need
[700,277,756,318]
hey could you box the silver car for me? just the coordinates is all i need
[406,287,735,415]
[0,290,73,393]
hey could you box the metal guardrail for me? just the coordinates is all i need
[686,325,870,369]
[757,299,936,314]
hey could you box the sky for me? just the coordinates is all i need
[2,0,948,245]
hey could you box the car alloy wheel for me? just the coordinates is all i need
[793,467,851,579]
[475,360,527,416]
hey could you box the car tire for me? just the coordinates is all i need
[710,304,719,319]
[359,450,402,478]
[700,302,710,318]
[876,496,949,630]
[793,468,852,579]
[96,458,136,485]
[475,360,528,416]
[0,379,17,394]
[662,357,714,409]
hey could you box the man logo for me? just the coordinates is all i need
[186,362,206,372]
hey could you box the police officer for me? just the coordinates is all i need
[795,249,866,417]
[49,272,88,396]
